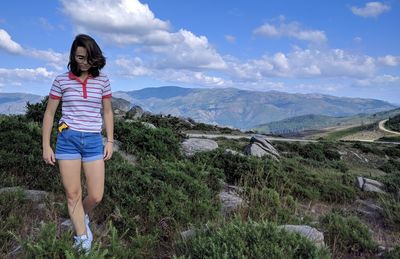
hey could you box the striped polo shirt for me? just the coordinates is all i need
[49,72,112,132]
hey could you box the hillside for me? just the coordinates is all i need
[0,93,42,115]
[113,86,397,129]
[256,108,400,134]
[1,103,400,258]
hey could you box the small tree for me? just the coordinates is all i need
[26,96,62,123]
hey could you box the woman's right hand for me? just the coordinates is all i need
[43,146,56,166]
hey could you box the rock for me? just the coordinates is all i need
[60,218,74,232]
[363,183,386,194]
[181,138,218,156]
[355,199,383,219]
[125,105,144,119]
[244,135,280,160]
[364,178,385,188]
[219,190,243,217]
[279,225,325,247]
[355,177,386,194]
[0,187,48,203]
[141,122,156,129]
[356,176,364,189]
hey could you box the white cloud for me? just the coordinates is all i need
[158,70,226,87]
[62,0,226,72]
[253,19,327,44]
[0,29,24,54]
[351,2,390,17]
[377,55,400,66]
[0,67,55,85]
[148,29,226,70]
[61,0,169,44]
[115,57,151,76]
[0,29,66,68]
[353,37,362,43]
[226,48,377,81]
[225,35,236,43]
[355,74,400,86]
[39,17,55,30]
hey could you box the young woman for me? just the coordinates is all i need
[42,34,114,252]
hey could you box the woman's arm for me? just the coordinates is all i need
[42,98,60,166]
[102,97,114,160]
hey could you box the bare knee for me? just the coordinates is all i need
[66,190,82,205]
[88,193,103,204]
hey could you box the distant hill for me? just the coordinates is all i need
[0,93,43,115]
[114,86,397,129]
[255,108,400,134]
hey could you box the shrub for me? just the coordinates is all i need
[19,221,151,258]
[25,96,62,123]
[383,246,400,259]
[191,149,266,184]
[320,211,377,256]
[383,146,400,158]
[352,142,385,156]
[0,116,61,192]
[0,188,29,255]
[114,120,182,161]
[100,154,223,241]
[380,197,400,230]
[175,219,330,258]
[242,187,299,224]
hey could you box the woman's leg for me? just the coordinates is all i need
[59,159,86,236]
[82,159,105,215]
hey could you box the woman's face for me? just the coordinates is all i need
[75,46,91,72]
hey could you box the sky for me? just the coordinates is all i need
[0,0,399,103]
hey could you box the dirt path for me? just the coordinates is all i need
[378,119,400,135]
[185,133,317,143]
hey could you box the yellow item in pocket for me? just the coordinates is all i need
[58,122,69,133]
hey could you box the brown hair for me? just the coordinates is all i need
[68,34,106,77]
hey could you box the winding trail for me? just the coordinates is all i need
[378,119,400,135]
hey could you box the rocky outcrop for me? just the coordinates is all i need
[219,185,244,217]
[356,177,386,194]
[279,225,325,247]
[125,105,145,119]
[181,138,218,156]
[244,135,280,160]
[354,199,383,219]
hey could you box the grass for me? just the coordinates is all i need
[1,107,400,258]
[175,218,330,258]
[320,211,377,257]
[322,123,377,141]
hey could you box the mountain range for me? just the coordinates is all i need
[1,86,397,130]
[113,86,397,129]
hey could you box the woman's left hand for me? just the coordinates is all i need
[104,142,113,160]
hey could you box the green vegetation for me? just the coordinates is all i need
[1,101,399,258]
[320,211,377,256]
[175,219,330,258]
[385,114,400,132]
[323,123,377,140]
[0,115,61,192]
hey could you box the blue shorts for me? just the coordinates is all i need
[55,129,104,162]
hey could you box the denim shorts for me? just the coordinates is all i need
[55,129,104,162]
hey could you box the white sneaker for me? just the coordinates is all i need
[73,234,91,252]
[84,214,93,242]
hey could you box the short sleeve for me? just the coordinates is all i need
[102,75,112,99]
[49,78,62,100]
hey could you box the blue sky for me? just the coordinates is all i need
[0,0,399,103]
